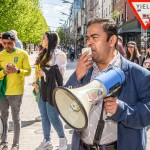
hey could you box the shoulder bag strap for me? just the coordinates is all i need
[93,101,105,146]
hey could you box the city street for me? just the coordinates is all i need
[6,51,150,150]
[1,0,150,150]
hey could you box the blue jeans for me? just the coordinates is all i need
[38,98,65,141]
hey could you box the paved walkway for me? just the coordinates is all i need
[6,51,150,150]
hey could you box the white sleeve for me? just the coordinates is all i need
[55,52,67,78]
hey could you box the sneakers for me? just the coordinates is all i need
[10,144,19,150]
[59,138,67,150]
[36,138,67,150]
[0,142,8,150]
[36,139,53,150]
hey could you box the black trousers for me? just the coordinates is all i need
[70,53,75,61]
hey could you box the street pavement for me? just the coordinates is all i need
[6,51,150,150]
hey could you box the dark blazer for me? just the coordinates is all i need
[41,65,63,105]
[65,56,150,150]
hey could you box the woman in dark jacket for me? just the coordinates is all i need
[35,31,67,150]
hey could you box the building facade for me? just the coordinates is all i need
[67,0,150,55]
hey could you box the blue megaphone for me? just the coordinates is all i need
[53,67,125,130]
[95,67,125,96]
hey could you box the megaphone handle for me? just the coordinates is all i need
[105,86,123,116]
[104,96,114,117]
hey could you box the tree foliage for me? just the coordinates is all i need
[0,0,49,43]
[112,9,122,20]
[56,27,66,44]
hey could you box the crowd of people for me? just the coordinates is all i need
[0,17,150,150]
[0,30,68,150]
[116,36,150,70]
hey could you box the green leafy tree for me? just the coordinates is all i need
[0,0,49,44]
[56,27,66,44]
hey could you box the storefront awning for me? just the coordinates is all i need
[118,19,150,34]
[118,19,141,34]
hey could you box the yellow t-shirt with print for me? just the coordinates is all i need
[0,48,31,95]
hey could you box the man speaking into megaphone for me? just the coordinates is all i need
[65,18,150,150]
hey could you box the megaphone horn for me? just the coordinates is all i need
[53,67,125,130]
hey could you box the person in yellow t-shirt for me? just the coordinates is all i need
[0,31,31,150]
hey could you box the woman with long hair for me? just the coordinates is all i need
[35,31,67,150]
[126,41,140,64]
[142,44,150,71]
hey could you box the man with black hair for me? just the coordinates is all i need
[66,18,150,150]
[0,31,31,150]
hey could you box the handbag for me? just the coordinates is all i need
[32,79,41,102]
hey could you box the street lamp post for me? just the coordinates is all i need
[61,0,76,47]
[82,0,87,47]
[61,0,77,53]
[60,11,71,48]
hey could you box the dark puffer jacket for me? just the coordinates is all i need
[41,65,63,105]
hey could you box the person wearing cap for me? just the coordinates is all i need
[10,30,23,49]
[126,41,141,64]
[0,31,31,150]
